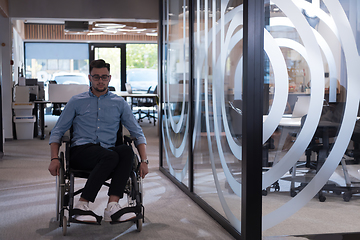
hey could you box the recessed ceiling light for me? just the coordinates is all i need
[146,33,157,36]
[95,23,125,28]
[87,32,104,35]
[92,27,107,31]
[117,28,146,32]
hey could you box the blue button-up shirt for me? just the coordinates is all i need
[49,89,146,148]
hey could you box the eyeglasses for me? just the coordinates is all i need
[90,75,110,81]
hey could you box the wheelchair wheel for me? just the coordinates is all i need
[58,152,66,226]
[56,176,60,221]
[138,177,143,205]
[127,170,144,232]
[136,218,142,232]
[136,174,144,232]
[62,216,67,236]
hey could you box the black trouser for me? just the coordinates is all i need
[70,143,134,203]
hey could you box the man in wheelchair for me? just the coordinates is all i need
[48,59,149,224]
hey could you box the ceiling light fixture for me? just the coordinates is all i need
[117,28,146,32]
[103,29,118,33]
[94,23,126,28]
[146,33,158,36]
[87,32,104,35]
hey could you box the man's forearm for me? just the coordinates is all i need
[136,143,147,161]
[50,142,60,159]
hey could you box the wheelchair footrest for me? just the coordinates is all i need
[109,213,143,225]
[69,208,103,225]
[109,205,142,224]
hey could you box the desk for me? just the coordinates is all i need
[275,117,302,164]
[263,116,338,171]
[263,115,302,165]
[116,91,158,99]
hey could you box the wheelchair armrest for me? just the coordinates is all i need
[62,135,70,143]
[124,135,137,145]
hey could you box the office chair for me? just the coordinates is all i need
[141,85,157,125]
[133,86,158,125]
[290,102,360,202]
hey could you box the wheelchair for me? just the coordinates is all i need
[55,126,144,236]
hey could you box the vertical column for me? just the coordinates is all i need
[241,0,264,239]
[0,46,2,155]
[0,15,12,142]
[159,0,164,168]
[121,44,126,92]
[188,0,194,192]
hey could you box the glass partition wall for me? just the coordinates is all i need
[160,0,360,239]
[161,0,190,187]
[161,0,246,238]
[262,0,360,237]
[192,0,243,230]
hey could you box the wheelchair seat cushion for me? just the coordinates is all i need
[70,208,103,225]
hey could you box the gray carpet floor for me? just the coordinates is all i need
[0,118,235,240]
[2,115,360,240]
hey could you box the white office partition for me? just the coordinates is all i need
[48,84,89,102]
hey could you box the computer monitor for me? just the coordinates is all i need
[26,78,38,86]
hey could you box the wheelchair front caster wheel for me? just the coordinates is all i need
[319,194,326,202]
[335,190,341,195]
[136,218,142,232]
[62,216,67,236]
[343,192,352,202]
[274,184,280,192]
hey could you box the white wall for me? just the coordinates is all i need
[0,15,13,139]
[13,28,24,86]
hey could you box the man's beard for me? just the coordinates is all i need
[93,86,108,92]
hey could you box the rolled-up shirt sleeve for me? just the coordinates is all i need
[48,99,76,145]
[120,100,147,147]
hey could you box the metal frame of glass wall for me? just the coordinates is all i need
[0,46,3,155]
[159,0,264,239]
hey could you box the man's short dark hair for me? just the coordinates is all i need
[90,59,110,73]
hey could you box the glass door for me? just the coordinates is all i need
[90,44,125,92]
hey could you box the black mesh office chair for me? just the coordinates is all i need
[290,102,360,202]
[133,86,157,125]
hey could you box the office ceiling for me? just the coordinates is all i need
[23,18,158,37]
